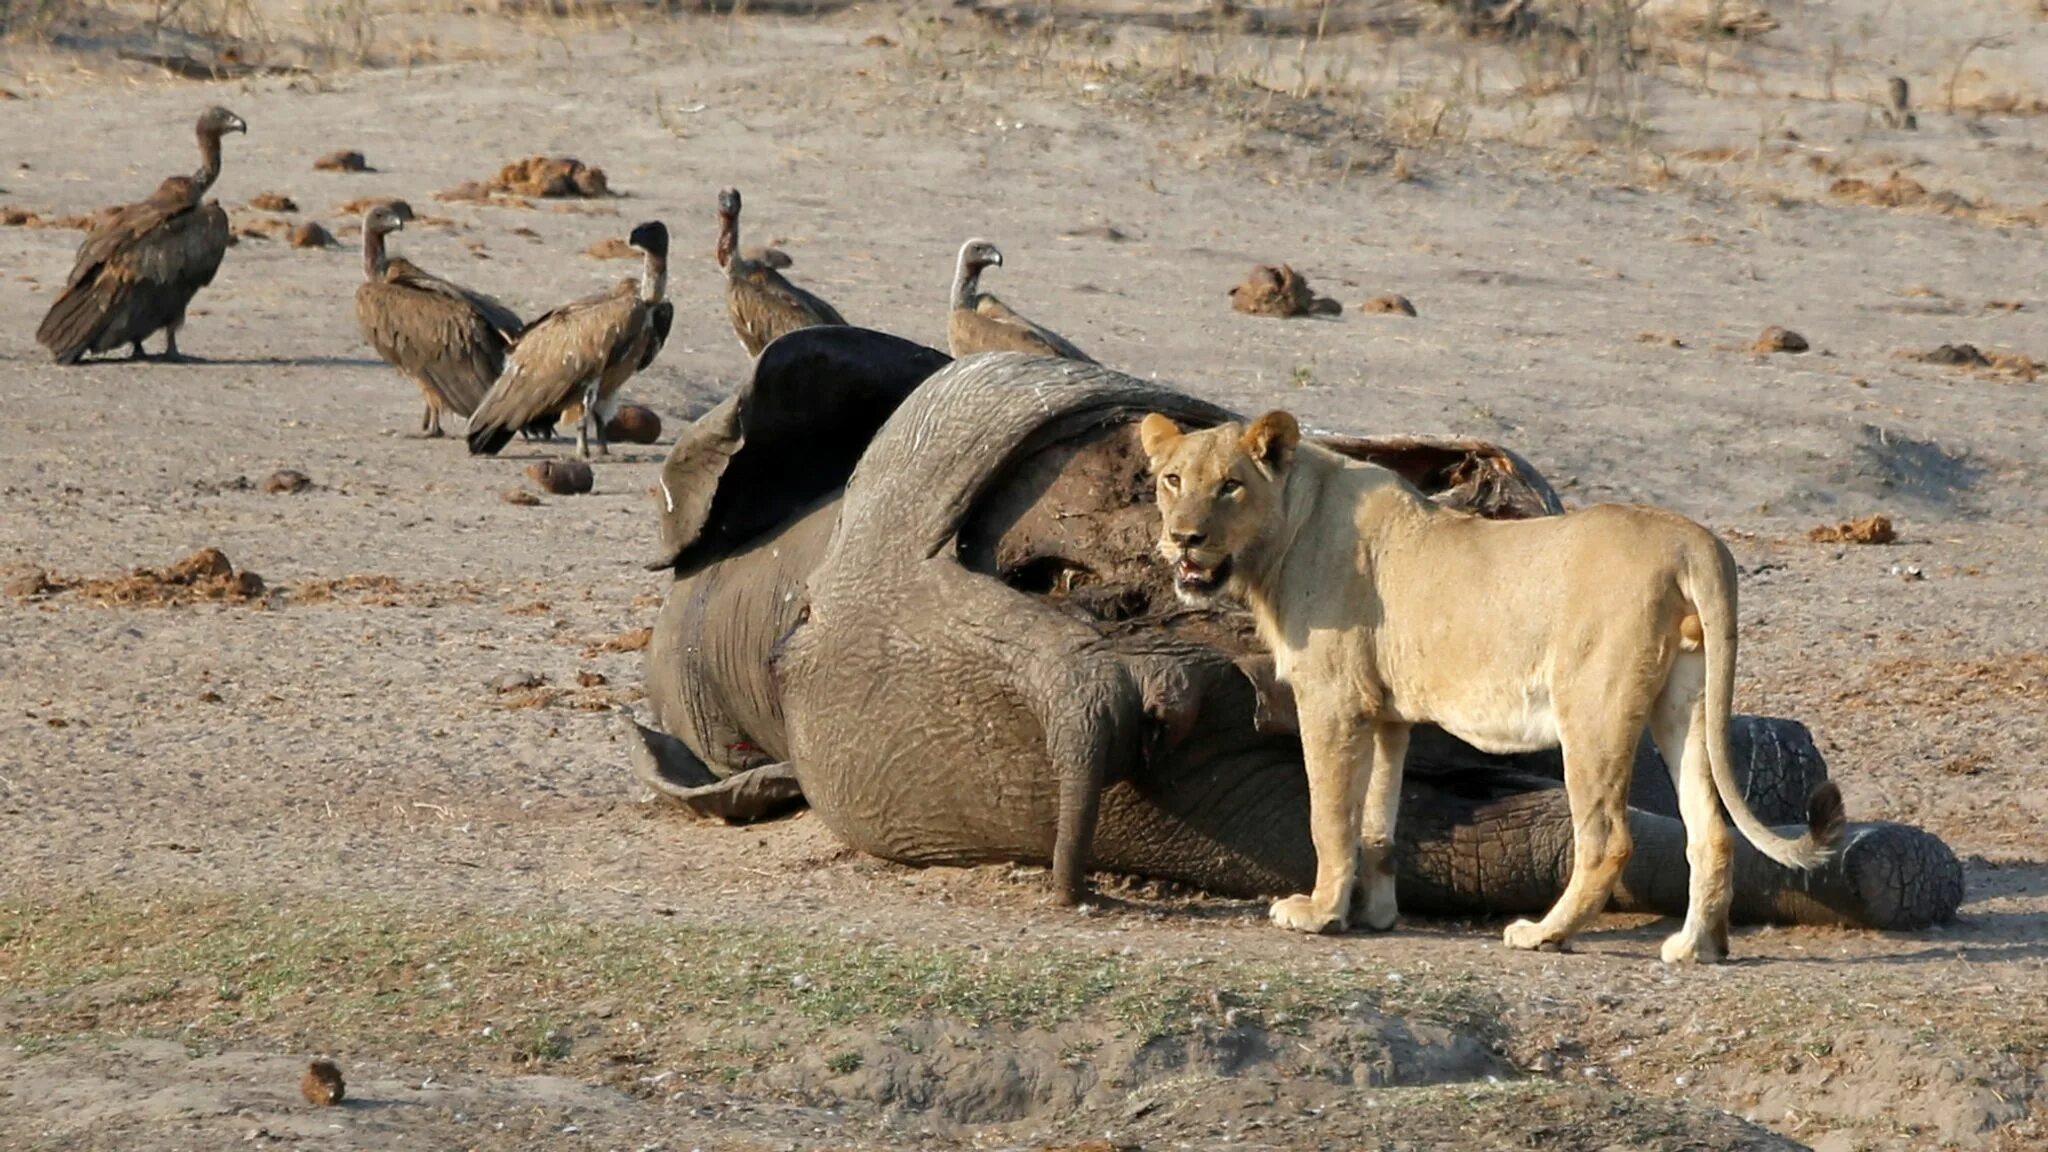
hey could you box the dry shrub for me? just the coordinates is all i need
[1229,264,1341,318]
[1807,515,1896,545]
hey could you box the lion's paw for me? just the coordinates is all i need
[1269,894,1344,934]
[1502,919,1563,951]
[1660,932,1727,965]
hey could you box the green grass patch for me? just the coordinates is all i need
[0,889,1502,1075]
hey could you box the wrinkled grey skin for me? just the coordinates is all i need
[632,328,1963,933]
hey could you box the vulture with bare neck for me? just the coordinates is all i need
[355,202,525,437]
[717,188,846,357]
[36,106,246,364]
[466,220,672,459]
[946,239,1094,363]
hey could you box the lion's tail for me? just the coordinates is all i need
[1684,534,1845,871]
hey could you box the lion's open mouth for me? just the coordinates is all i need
[1173,554,1231,593]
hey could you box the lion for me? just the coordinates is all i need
[1137,409,1846,962]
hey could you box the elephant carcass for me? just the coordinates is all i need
[631,329,1963,932]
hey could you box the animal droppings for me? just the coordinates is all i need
[300,1058,345,1105]
[313,150,371,173]
[262,469,312,494]
[502,489,543,507]
[487,156,609,199]
[289,221,337,249]
[1362,293,1418,317]
[1808,515,1896,545]
[527,459,595,496]
[604,405,662,444]
[16,548,267,607]
[1752,326,1809,354]
[584,236,637,260]
[1229,264,1341,318]
[249,192,297,212]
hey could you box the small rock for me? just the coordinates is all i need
[502,489,542,507]
[289,221,336,249]
[249,192,297,213]
[1361,293,1417,317]
[300,1058,345,1106]
[527,459,594,496]
[313,150,371,173]
[604,405,662,445]
[1753,326,1809,354]
[1889,563,1925,582]
[262,469,312,495]
[491,672,546,693]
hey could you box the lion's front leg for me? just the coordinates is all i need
[1350,721,1411,931]
[1271,700,1370,934]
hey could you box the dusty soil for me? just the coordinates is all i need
[2,0,2045,1148]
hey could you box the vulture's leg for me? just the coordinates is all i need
[161,325,188,363]
[421,402,444,439]
[129,341,148,361]
[575,378,601,459]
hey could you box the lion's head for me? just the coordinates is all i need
[1138,410,1301,606]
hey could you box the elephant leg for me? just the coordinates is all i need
[1651,654,1734,963]
[1350,721,1410,932]
[1503,696,1645,952]
[1272,701,1369,934]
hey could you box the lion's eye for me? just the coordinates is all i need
[1162,474,1181,490]
[1219,478,1243,497]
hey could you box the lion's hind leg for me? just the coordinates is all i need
[1650,652,1735,963]
[1502,695,1645,953]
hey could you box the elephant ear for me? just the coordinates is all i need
[1314,433,1565,520]
[651,327,953,575]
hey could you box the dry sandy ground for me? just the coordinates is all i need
[1,1,2045,1149]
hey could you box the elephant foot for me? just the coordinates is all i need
[1350,870,1399,932]
[1270,894,1346,935]
[1503,918,1572,952]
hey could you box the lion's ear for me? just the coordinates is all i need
[1243,410,1300,472]
[1137,413,1184,465]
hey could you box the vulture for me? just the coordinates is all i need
[466,220,672,459]
[716,188,846,357]
[354,202,525,437]
[35,106,247,364]
[946,238,1095,363]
